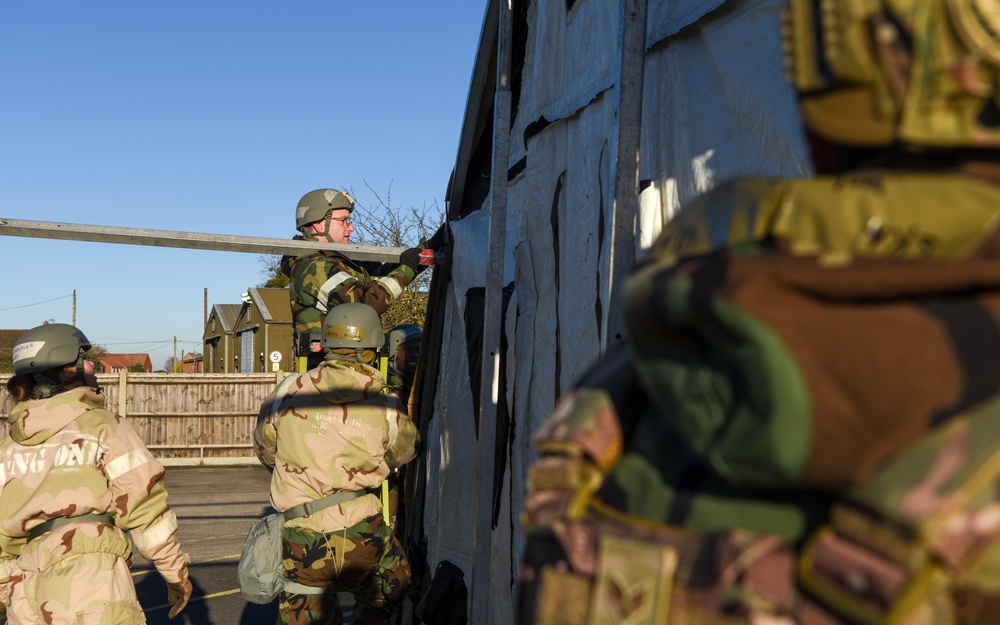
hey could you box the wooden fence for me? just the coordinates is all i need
[0,372,283,466]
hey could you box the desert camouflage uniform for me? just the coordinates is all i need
[285,246,416,338]
[0,387,188,625]
[254,358,419,625]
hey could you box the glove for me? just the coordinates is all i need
[166,566,193,619]
[399,247,428,274]
[423,223,448,251]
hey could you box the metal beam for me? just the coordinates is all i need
[0,217,406,263]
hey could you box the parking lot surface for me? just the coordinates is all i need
[133,465,280,625]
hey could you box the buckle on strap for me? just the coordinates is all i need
[282,489,371,521]
[27,513,116,542]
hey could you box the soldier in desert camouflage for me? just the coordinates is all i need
[0,323,191,624]
[518,1,1000,624]
[254,303,419,625]
[282,188,430,369]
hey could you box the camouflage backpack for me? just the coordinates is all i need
[519,174,1000,625]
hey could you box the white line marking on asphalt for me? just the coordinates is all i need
[131,553,242,578]
[147,588,242,612]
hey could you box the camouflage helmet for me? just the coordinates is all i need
[295,188,355,232]
[785,0,1000,148]
[12,323,92,376]
[321,303,385,351]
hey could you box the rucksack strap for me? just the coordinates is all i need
[27,512,116,542]
[283,489,373,521]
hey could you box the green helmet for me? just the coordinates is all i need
[12,323,92,376]
[295,188,355,232]
[785,0,1000,149]
[322,303,385,352]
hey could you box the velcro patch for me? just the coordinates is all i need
[12,341,44,363]
[325,324,365,343]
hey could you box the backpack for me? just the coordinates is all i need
[520,174,1000,624]
[237,489,374,604]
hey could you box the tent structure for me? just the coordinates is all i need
[409,0,815,622]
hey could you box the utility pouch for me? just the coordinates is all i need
[799,398,1000,624]
[237,489,371,604]
[237,512,285,604]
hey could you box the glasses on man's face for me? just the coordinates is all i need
[330,217,353,227]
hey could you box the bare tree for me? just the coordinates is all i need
[257,255,289,288]
[349,180,442,330]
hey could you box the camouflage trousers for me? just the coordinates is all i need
[8,552,143,625]
[279,513,411,625]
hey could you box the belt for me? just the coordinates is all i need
[283,489,373,521]
[27,513,116,542]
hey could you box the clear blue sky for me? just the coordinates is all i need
[0,2,486,369]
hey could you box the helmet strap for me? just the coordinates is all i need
[29,373,61,400]
[317,211,334,240]
[32,350,96,399]
[387,366,413,391]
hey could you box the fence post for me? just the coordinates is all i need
[118,370,127,418]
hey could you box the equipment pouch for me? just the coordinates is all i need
[237,512,284,604]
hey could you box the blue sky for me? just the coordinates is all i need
[0,3,486,369]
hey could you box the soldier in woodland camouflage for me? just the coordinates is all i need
[283,188,430,368]
[0,323,191,624]
[518,1,1000,624]
[254,303,419,625]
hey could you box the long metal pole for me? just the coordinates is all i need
[470,0,513,622]
[0,217,406,263]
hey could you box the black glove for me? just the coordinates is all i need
[423,223,448,251]
[399,247,428,275]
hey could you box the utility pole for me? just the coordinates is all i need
[173,336,177,373]
[72,289,76,326]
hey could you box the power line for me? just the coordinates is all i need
[97,339,176,345]
[0,294,72,312]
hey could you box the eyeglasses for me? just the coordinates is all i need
[329,217,353,227]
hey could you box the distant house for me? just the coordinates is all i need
[0,329,28,372]
[181,352,203,373]
[100,353,153,373]
[203,303,242,373]
[230,288,293,374]
[0,329,27,353]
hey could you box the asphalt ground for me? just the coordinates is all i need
[127,465,364,625]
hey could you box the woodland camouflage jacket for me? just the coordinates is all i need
[254,358,419,532]
[285,247,416,337]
